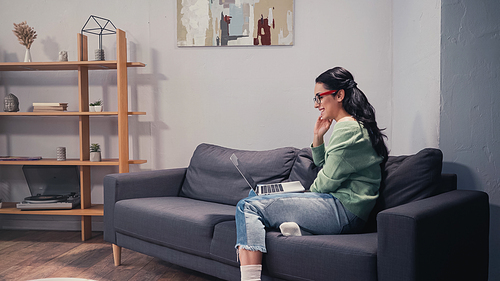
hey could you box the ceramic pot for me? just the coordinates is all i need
[94,105,103,112]
[56,147,66,161]
[95,49,105,61]
[90,151,101,162]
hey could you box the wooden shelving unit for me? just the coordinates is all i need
[0,203,104,216]
[0,112,145,116]
[0,29,146,241]
[0,61,145,72]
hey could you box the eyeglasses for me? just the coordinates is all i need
[313,90,338,104]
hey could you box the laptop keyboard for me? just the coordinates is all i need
[261,183,284,194]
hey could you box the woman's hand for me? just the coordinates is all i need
[313,116,333,147]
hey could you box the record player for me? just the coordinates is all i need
[16,165,81,210]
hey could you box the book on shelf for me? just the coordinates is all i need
[32,102,68,107]
[32,103,68,112]
[33,106,68,112]
[0,156,42,161]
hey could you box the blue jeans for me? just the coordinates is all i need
[235,190,365,253]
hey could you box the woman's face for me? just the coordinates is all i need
[314,83,342,121]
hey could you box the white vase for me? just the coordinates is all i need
[24,48,32,62]
[89,106,95,112]
[90,151,101,162]
[94,105,103,112]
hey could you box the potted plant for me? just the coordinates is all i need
[90,143,101,162]
[89,99,103,112]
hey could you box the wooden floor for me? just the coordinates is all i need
[0,230,223,281]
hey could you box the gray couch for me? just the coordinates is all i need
[104,143,489,281]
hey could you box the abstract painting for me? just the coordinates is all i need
[177,0,294,46]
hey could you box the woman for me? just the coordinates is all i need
[235,67,388,281]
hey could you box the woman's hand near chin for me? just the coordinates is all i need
[313,116,333,147]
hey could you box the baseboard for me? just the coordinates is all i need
[0,214,103,231]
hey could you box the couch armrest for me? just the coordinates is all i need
[104,168,187,201]
[377,190,489,281]
[103,168,187,243]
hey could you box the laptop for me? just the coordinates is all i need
[16,165,81,210]
[230,153,305,195]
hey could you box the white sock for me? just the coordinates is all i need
[280,222,302,236]
[240,264,262,281]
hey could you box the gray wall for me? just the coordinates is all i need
[440,1,500,280]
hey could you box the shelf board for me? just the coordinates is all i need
[0,202,103,216]
[0,111,146,116]
[0,158,147,166]
[0,61,145,71]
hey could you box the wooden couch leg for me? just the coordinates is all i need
[112,244,122,266]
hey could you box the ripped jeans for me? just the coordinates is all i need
[235,190,365,253]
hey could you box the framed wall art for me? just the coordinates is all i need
[177,0,294,47]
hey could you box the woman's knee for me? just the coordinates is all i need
[236,198,248,213]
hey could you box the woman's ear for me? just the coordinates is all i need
[336,89,345,102]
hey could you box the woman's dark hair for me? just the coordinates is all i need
[316,67,388,161]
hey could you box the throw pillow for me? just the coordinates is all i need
[364,148,443,232]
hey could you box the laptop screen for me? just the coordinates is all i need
[22,165,80,196]
[230,154,257,191]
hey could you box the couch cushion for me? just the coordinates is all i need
[210,220,239,267]
[114,197,236,258]
[288,147,321,190]
[180,143,299,206]
[209,221,378,281]
[364,148,443,232]
[265,231,378,281]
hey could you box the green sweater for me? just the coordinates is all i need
[310,121,383,221]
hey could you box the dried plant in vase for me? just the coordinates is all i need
[12,21,37,62]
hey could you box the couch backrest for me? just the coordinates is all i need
[180,144,452,232]
[288,148,321,190]
[180,143,300,205]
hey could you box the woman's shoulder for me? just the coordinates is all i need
[329,121,369,148]
[332,120,364,134]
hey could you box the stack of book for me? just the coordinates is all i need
[33,102,68,112]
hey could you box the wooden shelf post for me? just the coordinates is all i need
[117,29,129,174]
[78,32,92,241]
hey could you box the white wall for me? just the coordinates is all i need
[392,0,441,155]
[0,0,395,204]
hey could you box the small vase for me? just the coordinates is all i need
[95,49,105,61]
[90,151,101,162]
[89,106,95,112]
[94,105,103,112]
[24,48,32,62]
[56,147,66,161]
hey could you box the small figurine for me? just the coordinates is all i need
[4,93,19,112]
[58,51,68,61]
